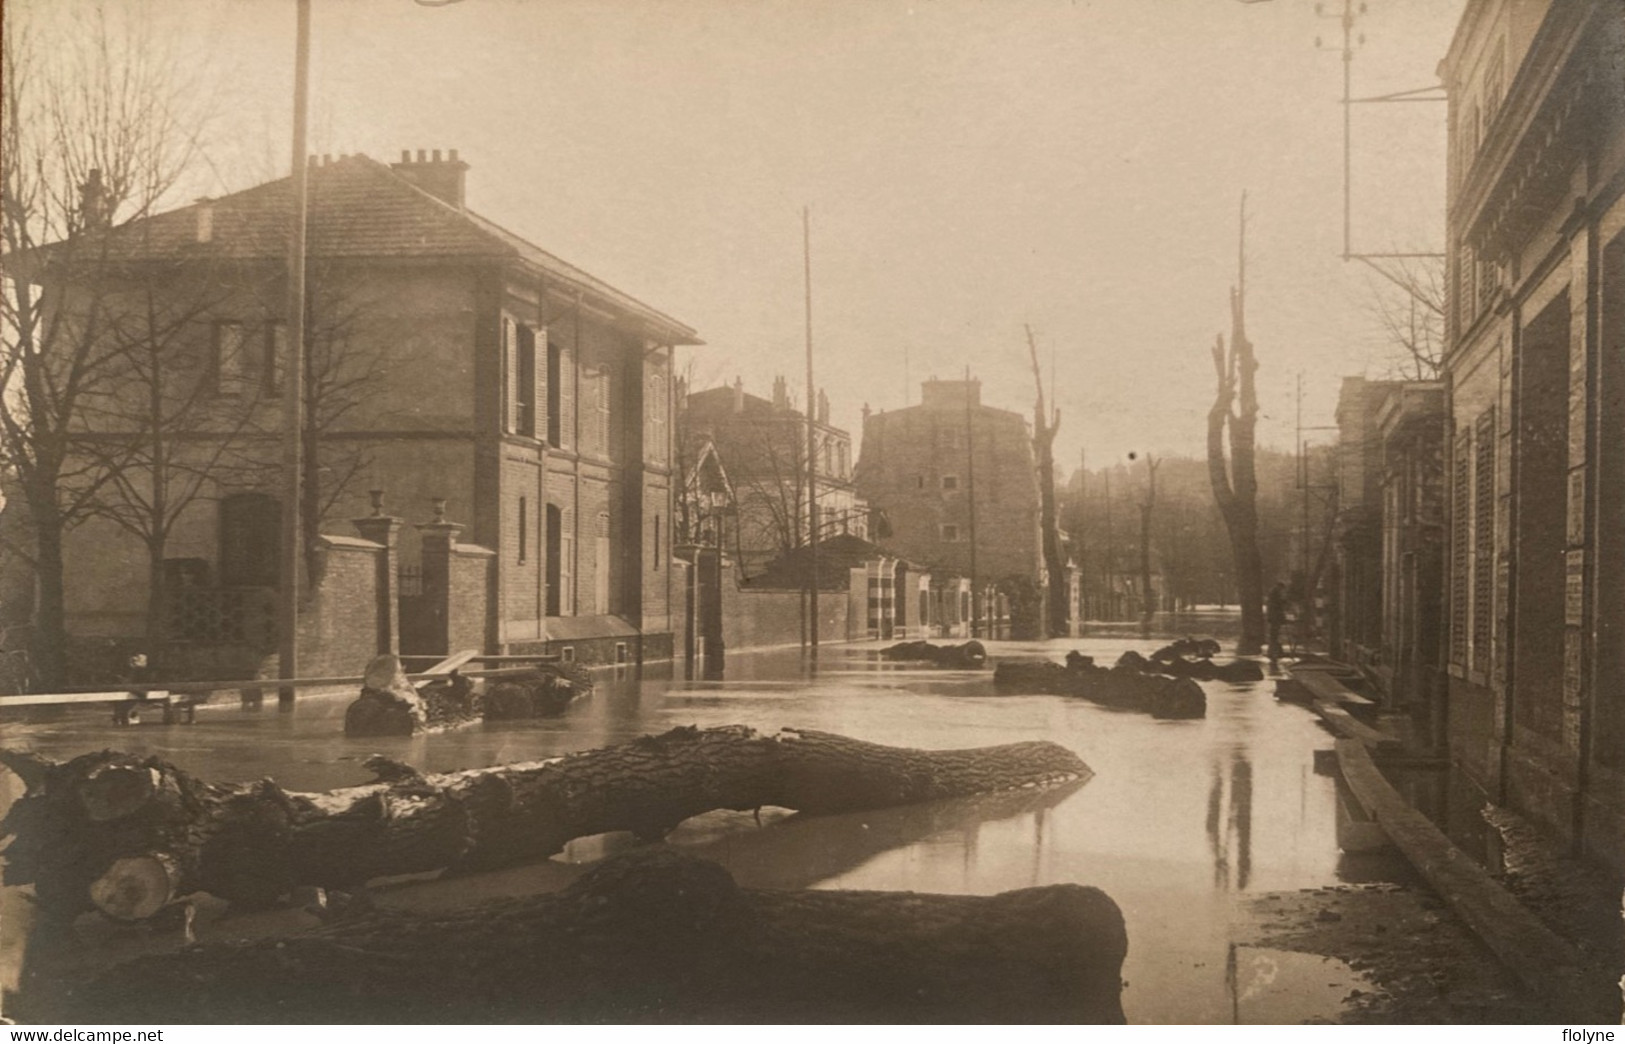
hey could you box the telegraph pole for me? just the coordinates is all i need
[278,0,310,705]
[803,207,818,661]
[964,365,979,638]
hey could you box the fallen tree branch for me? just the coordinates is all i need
[1,726,1090,920]
[45,848,1128,1024]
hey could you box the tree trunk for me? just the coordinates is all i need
[1,726,1090,919]
[40,848,1127,1024]
[27,503,69,690]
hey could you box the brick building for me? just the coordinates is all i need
[11,151,698,677]
[680,376,864,576]
[1440,0,1625,871]
[854,378,1045,637]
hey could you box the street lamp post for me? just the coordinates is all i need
[277,0,310,706]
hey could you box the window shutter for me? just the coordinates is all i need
[503,317,518,433]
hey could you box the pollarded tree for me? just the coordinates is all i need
[1207,196,1266,655]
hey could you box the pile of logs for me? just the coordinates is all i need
[0,725,1091,923]
[343,655,593,737]
[879,640,989,669]
[994,651,1206,719]
[42,848,1128,1024]
[1132,639,1264,683]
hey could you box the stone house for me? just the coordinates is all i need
[10,150,699,677]
[1440,0,1625,871]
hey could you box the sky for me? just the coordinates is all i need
[15,0,1464,470]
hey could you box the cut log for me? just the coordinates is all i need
[87,852,180,921]
[482,661,592,719]
[1149,637,1222,662]
[879,639,988,669]
[344,654,481,736]
[994,653,1206,719]
[2,726,1090,919]
[1117,649,1263,683]
[55,848,1128,1024]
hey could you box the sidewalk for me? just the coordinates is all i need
[1277,659,1621,1023]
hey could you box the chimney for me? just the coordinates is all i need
[390,147,469,209]
[78,169,109,230]
[195,198,214,244]
[772,375,788,411]
[732,376,745,414]
[817,389,829,425]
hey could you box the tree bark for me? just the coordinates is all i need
[1,726,1090,920]
[40,848,1127,1024]
[1026,325,1068,639]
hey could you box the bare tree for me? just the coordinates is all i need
[0,8,207,686]
[1208,195,1266,655]
[74,259,258,654]
[1361,256,1446,380]
[299,264,393,585]
[1024,324,1067,638]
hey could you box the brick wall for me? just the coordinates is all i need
[448,543,494,655]
[719,563,850,652]
[856,388,1042,583]
[296,536,385,678]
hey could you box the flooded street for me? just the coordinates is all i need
[1,634,1401,1024]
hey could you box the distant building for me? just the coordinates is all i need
[680,376,865,576]
[7,151,698,677]
[1441,0,1625,871]
[855,378,1046,637]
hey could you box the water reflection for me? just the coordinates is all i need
[1,635,1398,1023]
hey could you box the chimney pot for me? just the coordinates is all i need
[416,149,427,162]
[449,148,459,162]
[400,149,410,163]
[432,149,442,162]
[321,153,332,165]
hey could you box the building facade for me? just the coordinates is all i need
[855,378,1045,637]
[15,151,698,677]
[679,376,864,576]
[1441,0,1625,870]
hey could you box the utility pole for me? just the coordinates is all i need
[803,206,818,662]
[278,0,311,706]
[1102,465,1114,621]
[964,365,979,638]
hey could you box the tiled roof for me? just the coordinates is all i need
[25,154,698,343]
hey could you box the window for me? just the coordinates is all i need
[647,373,668,465]
[547,340,563,446]
[218,493,280,586]
[561,646,575,663]
[653,514,662,569]
[546,503,564,615]
[596,367,611,455]
[518,496,528,563]
[213,321,248,395]
[940,523,960,542]
[941,475,959,490]
[560,532,575,614]
[516,325,537,437]
[264,322,285,396]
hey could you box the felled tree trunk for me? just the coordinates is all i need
[54,848,1127,1024]
[343,655,481,737]
[879,639,988,669]
[0,726,1089,921]
[993,655,1206,719]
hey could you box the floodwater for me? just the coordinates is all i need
[0,633,1395,1024]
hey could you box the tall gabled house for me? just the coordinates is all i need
[6,150,700,677]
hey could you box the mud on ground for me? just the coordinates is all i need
[1236,880,1554,1024]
